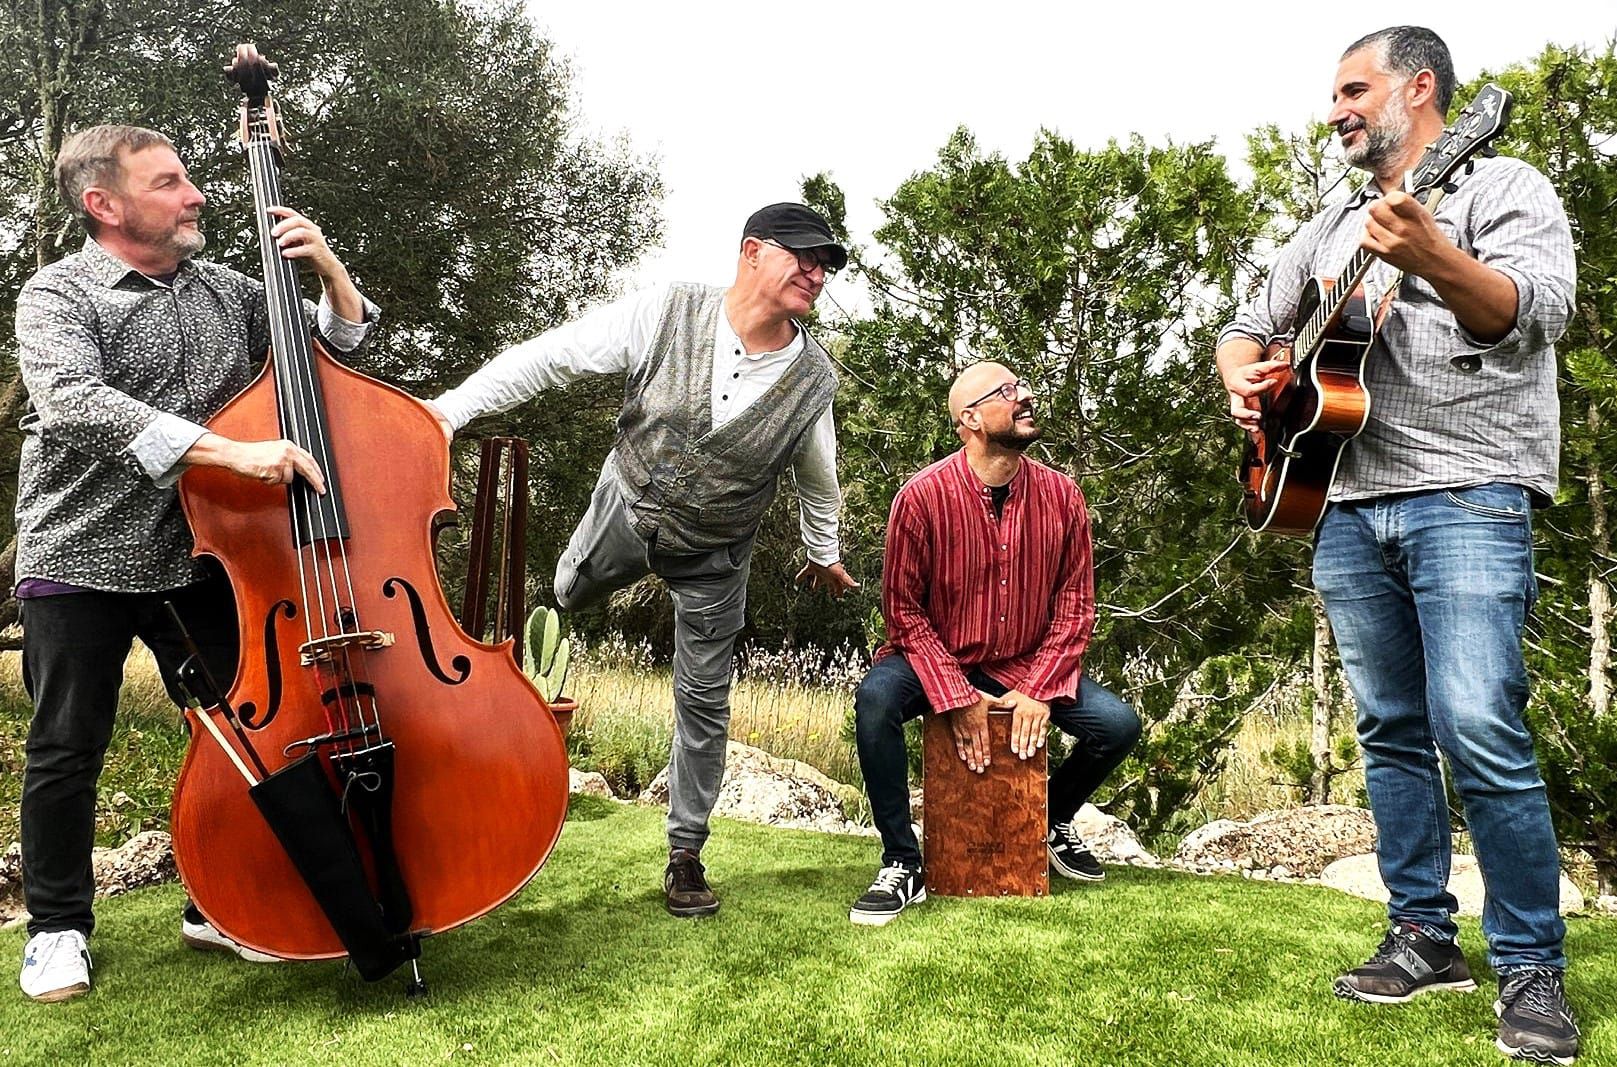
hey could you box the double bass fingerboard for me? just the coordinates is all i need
[242,101,351,548]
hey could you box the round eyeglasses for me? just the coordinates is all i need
[962,378,1032,409]
[761,239,840,277]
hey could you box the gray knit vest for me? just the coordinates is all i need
[609,283,837,554]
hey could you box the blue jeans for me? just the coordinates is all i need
[1312,483,1565,971]
[854,653,1141,869]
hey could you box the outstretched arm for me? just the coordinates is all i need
[432,284,667,431]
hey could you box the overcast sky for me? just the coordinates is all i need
[528,2,1615,304]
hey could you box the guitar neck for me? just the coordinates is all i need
[1295,244,1377,357]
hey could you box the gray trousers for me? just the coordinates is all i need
[556,466,752,851]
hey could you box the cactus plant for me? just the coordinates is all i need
[523,605,571,703]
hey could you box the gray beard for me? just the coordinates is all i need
[127,217,206,262]
[171,228,206,259]
[1344,95,1413,174]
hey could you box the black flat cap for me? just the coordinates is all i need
[742,203,848,271]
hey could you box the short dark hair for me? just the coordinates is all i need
[55,124,175,235]
[1342,26,1456,115]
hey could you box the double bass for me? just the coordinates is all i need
[168,44,569,984]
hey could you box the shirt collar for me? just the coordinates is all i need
[950,447,1026,497]
[80,236,198,290]
[717,305,805,361]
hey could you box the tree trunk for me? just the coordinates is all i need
[1309,596,1336,804]
[1590,405,1613,719]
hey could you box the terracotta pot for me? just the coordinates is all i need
[546,696,577,733]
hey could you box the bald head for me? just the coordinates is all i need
[949,361,1015,425]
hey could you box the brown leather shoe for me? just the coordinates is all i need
[664,848,720,917]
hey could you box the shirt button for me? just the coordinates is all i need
[722,394,729,401]
[733,371,740,379]
[1000,579,1007,585]
[999,615,1006,622]
[1001,544,1007,550]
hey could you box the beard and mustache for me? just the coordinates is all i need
[985,401,1043,452]
[1339,87,1414,173]
[123,210,206,261]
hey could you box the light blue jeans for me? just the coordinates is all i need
[1313,483,1565,971]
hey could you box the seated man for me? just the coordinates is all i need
[850,362,1140,925]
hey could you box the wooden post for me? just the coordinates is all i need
[921,710,1048,897]
[460,437,529,658]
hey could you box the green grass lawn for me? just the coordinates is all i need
[3,797,1613,1067]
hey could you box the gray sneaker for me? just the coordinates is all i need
[1333,923,1476,1003]
[1495,966,1580,1064]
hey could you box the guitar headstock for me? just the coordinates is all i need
[226,43,284,150]
[1406,83,1512,202]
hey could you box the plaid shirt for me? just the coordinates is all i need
[13,238,375,592]
[1219,155,1575,503]
[875,449,1095,712]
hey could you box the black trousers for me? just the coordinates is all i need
[19,567,238,936]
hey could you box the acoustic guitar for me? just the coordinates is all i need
[1241,83,1513,536]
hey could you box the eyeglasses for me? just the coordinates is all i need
[962,378,1032,409]
[761,239,840,277]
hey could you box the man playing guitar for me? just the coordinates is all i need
[1215,26,1580,1065]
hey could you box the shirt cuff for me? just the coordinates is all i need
[129,412,210,486]
[805,543,841,567]
[1021,670,1080,705]
[316,293,378,353]
[1454,264,1529,354]
[1216,324,1269,350]
[431,389,477,431]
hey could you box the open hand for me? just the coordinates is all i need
[949,690,1011,773]
[794,559,860,598]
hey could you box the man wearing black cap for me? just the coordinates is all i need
[431,202,857,917]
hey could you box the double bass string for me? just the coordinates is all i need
[244,110,383,749]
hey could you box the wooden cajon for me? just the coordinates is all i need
[921,709,1048,897]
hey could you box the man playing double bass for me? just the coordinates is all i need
[13,124,376,1002]
[1215,27,1580,1063]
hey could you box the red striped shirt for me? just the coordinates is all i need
[875,449,1095,712]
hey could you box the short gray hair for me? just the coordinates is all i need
[1342,26,1456,116]
[55,125,175,234]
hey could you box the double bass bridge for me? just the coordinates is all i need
[299,629,395,666]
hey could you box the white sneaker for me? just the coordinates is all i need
[19,930,91,1002]
[181,917,282,964]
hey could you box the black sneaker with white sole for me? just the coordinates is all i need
[1332,923,1476,1003]
[1495,966,1580,1065]
[850,863,926,926]
[1047,822,1105,881]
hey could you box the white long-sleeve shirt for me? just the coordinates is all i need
[434,283,842,564]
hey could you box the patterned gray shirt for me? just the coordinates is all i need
[13,238,376,592]
[1219,155,1576,503]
